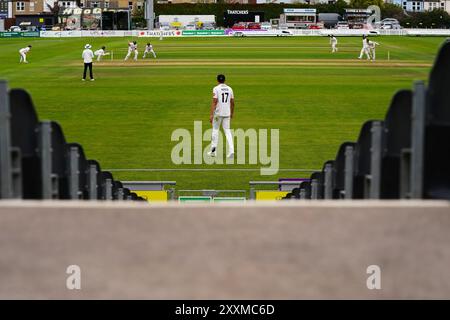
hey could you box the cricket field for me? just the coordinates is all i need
[0,35,444,191]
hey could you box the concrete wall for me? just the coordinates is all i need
[0,200,449,299]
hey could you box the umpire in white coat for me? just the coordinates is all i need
[82,44,95,81]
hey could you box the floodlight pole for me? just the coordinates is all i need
[145,0,154,30]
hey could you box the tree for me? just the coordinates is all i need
[349,0,384,9]
[46,1,60,18]
[132,8,147,29]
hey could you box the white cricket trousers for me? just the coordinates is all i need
[143,49,156,58]
[371,48,376,61]
[359,47,371,60]
[19,53,27,63]
[211,116,234,154]
[332,43,337,53]
[125,49,138,61]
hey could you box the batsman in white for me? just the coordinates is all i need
[143,43,157,59]
[368,40,380,61]
[329,35,338,53]
[124,41,138,61]
[208,74,235,159]
[94,46,110,61]
[19,45,32,63]
[358,35,371,60]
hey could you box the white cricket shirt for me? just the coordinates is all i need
[19,47,30,54]
[213,83,234,117]
[82,49,94,63]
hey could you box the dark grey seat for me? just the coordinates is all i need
[310,171,324,199]
[299,181,312,199]
[101,171,114,200]
[290,187,300,199]
[113,181,124,200]
[353,121,373,199]
[49,122,70,199]
[380,90,412,199]
[86,160,101,200]
[321,160,335,199]
[9,89,40,199]
[423,40,450,199]
[67,143,89,199]
[333,142,356,199]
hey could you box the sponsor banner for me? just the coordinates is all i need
[0,31,40,38]
[182,30,225,36]
[227,10,249,15]
[405,28,450,36]
[178,196,212,203]
[284,8,317,14]
[213,197,246,203]
[20,31,40,37]
[40,30,138,37]
[133,191,168,203]
[318,29,380,36]
[255,191,289,201]
[138,30,182,37]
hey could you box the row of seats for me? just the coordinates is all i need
[0,85,145,201]
[284,40,450,200]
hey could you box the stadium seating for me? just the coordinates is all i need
[422,42,450,199]
[289,40,450,201]
[0,81,142,202]
[9,89,40,198]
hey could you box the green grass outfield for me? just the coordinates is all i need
[0,35,445,192]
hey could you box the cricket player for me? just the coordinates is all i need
[208,74,235,158]
[329,35,338,53]
[82,44,94,81]
[19,45,32,63]
[124,41,138,61]
[94,46,109,61]
[143,43,156,59]
[358,35,371,60]
[368,40,379,61]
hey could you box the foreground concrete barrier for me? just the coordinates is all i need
[0,200,449,299]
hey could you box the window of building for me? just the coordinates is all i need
[16,1,25,11]
[137,2,142,10]
[128,1,133,9]
[29,2,34,11]
[92,1,99,7]
[105,1,110,8]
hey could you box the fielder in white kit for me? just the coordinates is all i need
[19,45,32,63]
[208,74,235,158]
[358,35,371,60]
[94,46,109,61]
[368,40,380,61]
[143,43,156,59]
[329,35,338,53]
[124,41,138,61]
